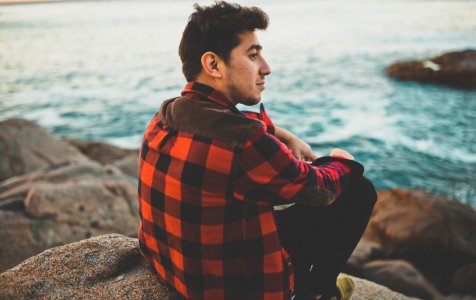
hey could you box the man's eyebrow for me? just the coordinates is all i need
[246,44,262,52]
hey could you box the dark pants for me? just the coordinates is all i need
[274,177,377,298]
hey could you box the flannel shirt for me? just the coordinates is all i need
[137,82,364,300]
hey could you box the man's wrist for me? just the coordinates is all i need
[274,126,293,143]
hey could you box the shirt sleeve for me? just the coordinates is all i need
[233,127,364,206]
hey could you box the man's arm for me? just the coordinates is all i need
[241,104,353,163]
[233,127,364,207]
[274,126,318,161]
[241,104,319,161]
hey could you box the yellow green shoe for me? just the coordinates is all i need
[334,276,355,300]
[309,276,355,300]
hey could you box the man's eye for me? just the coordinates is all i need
[250,53,258,60]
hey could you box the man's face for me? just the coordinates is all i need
[221,31,271,106]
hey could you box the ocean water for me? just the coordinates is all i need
[0,0,475,207]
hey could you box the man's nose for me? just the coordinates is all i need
[260,58,271,76]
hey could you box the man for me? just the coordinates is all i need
[137,2,376,300]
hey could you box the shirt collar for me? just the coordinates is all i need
[181,82,235,108]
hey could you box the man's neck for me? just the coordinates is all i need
[194,77,232,104]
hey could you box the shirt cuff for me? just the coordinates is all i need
[312,156,364,179]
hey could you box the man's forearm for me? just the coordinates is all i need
[274,126,293,144]
[273,126,318,161]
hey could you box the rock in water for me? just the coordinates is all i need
[0,160,139,272]
[0,234,414,300]
[385,49,476,88]
[364,189,476,292]
[0,118,88,182]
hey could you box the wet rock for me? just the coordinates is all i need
[0,234,414,300]
[385,49,476,88]
[364,189,476,292]
[64,138,138,165]
[362,259,441,299]
[0,118,88,182]
[0,160,139,272]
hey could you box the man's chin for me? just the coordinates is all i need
[239,96,261,106]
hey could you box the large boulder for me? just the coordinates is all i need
[362,259,441,300]
[0,234,181,300]
[64,138,138,165]
[0,118,88,181]
[385,49,476,88]
[0,234,414,300]
[364,189,476,292]
[113,153,139,179]
[0,160,139,272]
[63,138,139,178]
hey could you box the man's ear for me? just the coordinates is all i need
[200,51,223,79]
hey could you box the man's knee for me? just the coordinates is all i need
[344,176,377,211]
[359,176,377,205]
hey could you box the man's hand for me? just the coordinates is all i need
[275,126,318,161]
[287,137,318,161]
[330,148,354,160]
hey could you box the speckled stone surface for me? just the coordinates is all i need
[0,234,416,300]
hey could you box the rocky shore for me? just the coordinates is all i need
[346,189,476,299]
[385,49,476,89]
[0,234,415,300]
[1,118,475,299]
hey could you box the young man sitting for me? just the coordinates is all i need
[137,2,377,299]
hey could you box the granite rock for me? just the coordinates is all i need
[63,138,139,178]
[113,153,139,179]
[0,234,415,300]
[0,234,181,300]
[0,118,88,182]
[0,160,139,272]
[64,138,138,165]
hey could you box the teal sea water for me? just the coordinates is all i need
[0,0,475,207]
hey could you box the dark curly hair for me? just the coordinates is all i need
[178,1,269,82]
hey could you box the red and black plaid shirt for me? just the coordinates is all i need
[138,82,363,300]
